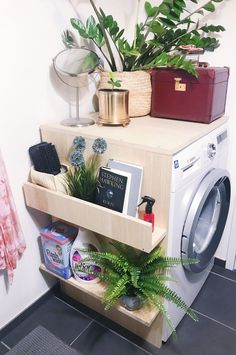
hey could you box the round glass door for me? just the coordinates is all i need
[181,169,230,273]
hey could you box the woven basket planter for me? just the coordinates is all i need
[30,164,69,194]
[98,71,151,117]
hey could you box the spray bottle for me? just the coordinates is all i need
[138,196,155,232]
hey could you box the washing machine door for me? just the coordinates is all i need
[181,168,230,273]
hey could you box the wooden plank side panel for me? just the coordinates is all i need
[24,182,166,252]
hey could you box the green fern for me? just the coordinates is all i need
[141,288,177,339]
[74,242,199,336]
[103,274,129,310]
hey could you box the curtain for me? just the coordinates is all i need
[0,150,26,284]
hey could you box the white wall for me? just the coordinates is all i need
[0,0,235,330]
[0,0,78,329]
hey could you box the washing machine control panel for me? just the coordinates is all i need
[205,128,228,162]
[207,143,217,159]
[171,124,228,192]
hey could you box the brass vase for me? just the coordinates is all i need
[98,71,151,117]
[98,89,130,126]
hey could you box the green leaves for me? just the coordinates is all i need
[107,72,122,89]
[140,53,198,76]
[202,0,223,12]
[69,0,225,72]
[159,2,171,16]
[71,17,104,47]
[99,10,125,43]
[145,1,159,17]
[76,240,199,336]
[203,1,215,12]
[159,17,177,28]
[71,18,89,39]
[149,21,166,35]
[86,16,96,37]
[200,24,225,33]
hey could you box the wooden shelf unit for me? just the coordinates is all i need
[23,182,166,253]
[40,264,158,327]
[24,116,228,348]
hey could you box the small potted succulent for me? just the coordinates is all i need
[75,241,198,336]
[64,136,107,202]
[68,0,225,117]
[98,72,130,126]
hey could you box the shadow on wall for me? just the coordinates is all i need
[49,63,76,119]
[0,270,12,293]
[49,61,99,118]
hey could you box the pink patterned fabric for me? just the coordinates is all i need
[0,151,26,284]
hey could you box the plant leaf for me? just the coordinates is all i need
[158,3,171,16]
[115,29,125,41]
[86,15,97,37]
[145,1,159,17]
[141,288,177,338]
[203,1,215,12]
[159,17,177,28]
[93,25,105,47]
[103,14,114,28]
[200,24,225,33]
[149,21,166,35]
[103,274,129,310]
[70,18,89,39]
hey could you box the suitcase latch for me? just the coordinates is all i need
[174,78,186,92]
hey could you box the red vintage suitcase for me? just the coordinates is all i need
[151,67,229,123]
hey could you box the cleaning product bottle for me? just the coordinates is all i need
[70,227,102,283]
[138,196,155,232]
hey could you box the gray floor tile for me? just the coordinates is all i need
[212,264,236,281]
[72,321,150,355]
[0,343,8,355]
[155,313,236,355]
[192,273,236,329]
[55,290,160,352]
[2,296,91,348]
[2,264,236,355]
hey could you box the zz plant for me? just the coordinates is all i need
[69,0,225,75]
[75,241,198,336]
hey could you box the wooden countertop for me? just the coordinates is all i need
[41,115,228,156]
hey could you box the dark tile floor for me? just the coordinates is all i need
[0,264,236,355]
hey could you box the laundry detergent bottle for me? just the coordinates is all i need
[70,227,102,283]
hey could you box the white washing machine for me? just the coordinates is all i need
[162,123,231,341]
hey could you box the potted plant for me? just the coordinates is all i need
[64,136,107,202]
[68,0,225,117]
[75,241,198,336]
[98,72,130,126]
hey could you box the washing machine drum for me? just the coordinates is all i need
[181,168,230,273]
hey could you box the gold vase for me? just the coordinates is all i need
[98,89,130,126]
[98,71,151,117]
